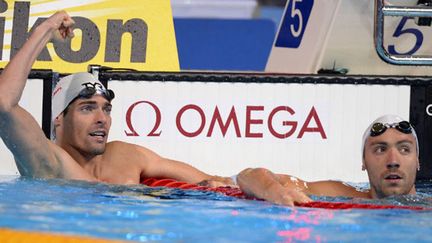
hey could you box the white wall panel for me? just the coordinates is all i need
[108,80,410,182]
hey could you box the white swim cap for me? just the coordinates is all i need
[51,72,114,123]
[361,114,419,158]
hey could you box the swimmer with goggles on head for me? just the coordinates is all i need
[235,115,420,205]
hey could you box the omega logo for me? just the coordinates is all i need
[124,100,327,139]
[124,101,162,137]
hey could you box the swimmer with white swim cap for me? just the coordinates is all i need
[361,114,419,198]
[51,72,115,139]
[0,11,233,187]
[235,114,419,205]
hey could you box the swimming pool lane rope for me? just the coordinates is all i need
[141,178,427,211]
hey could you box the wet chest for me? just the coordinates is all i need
[92,160,142,185]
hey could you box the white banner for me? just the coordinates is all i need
[108,80,410,182]
[0,79,412,182]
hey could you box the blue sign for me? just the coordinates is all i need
[275,0,314,48]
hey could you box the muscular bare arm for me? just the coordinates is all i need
[0,11,94,180]
[237,168,369,206]
[276,174,369,198]
[108,141,213,184]
[141,150,213,184]
[146,157,213,184]
[237,168,312,206]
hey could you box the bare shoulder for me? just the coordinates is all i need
[104,140,161,164]
[308,180,370,198]
[106,140,135,150]
[106,140,134,146]
[106,140,156,154]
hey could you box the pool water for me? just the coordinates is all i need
[0,176,431,242]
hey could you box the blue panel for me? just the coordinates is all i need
[174,18,276,71]
[275,0,314,48]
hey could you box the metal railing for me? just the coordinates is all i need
[374,0,432,65]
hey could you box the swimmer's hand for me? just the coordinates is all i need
[237,168,312,207]
[263,182,312,206]
[44,10,75,42]
[197,176,238,188]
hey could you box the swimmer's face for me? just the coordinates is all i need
[57,95,112,155]
[363,128,418,198]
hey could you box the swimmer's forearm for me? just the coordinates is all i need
[0,19,54,110]
[146,157,212,184]
[0,11,73,111]
[237,168,312,206]
[237,168,281,198]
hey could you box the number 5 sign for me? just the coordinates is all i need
[266,0,341,74]
[276,0,314,48]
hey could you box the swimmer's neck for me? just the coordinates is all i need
[369,187,417,199]
[57,141,106,169]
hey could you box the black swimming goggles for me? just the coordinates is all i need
[78,82,115,101]
[370,121,412,137]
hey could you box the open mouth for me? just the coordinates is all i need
[384,174,402,180]
[89,131,106,138]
